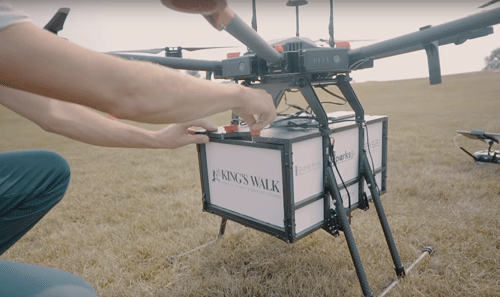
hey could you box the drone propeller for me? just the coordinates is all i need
[109,46,237,56]
[318,39,376,44]
[161,0,281,63]
[43,7,70,35]
[479,0,500,8]
[316,39,376,50]
[109,48,166,55]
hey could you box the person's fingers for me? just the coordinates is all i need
[250,120,265,132]
[233,88,276,131]
[250,110,276,131]
[253,89,276,128]
[184,119,217,131]
[239,114,256,130]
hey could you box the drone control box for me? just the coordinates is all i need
[197,112,388,243]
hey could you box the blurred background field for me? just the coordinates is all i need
[1,71,499,296]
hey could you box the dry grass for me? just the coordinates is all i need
[1,71,500,296]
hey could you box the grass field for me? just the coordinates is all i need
[1,71,499,296]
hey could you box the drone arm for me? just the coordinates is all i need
[203,5,281,63]
[362,26,494,61]
[223,13,282,63]
[349,7,500,79]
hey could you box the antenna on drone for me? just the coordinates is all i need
[287,0,308,37]
[329,0,335,47]
[251,0,257,31]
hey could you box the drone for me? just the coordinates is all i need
[43,1,500,296]
[456,130,500,164]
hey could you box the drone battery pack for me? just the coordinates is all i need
[197,112,388,243]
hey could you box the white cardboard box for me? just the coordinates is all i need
[197,112,387,242]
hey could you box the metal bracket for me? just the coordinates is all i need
[358,192,370,211]
[324,208,341,237]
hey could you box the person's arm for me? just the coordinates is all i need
[0,22,275,130]
[0,86,216,149]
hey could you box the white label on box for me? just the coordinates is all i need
[292,137,323,204]
[332,128,359,182]
[364,121,383,169]
[205,142,285,228]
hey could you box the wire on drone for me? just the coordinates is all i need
[364,121,381,196]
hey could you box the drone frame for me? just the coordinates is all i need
[137,2,500,296]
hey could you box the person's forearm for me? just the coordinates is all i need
[0,22,272,126]
[109,60,247,123]
[0,86,162,148]
[45,101,161,148]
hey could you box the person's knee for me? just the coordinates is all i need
[40,150,71,180]
[35,284,98,297]
[37,150,71,197]
[0,260,97,297]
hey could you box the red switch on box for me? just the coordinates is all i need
[224,125,239,133]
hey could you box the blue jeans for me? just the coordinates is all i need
[0,150,97,297]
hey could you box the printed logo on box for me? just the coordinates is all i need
[334,150,356,164]
[211,168,281,194]
[295,160,322,176]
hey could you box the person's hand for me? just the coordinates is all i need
[232,88,276,132]
[153,119,217,149]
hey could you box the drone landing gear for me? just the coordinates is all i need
[325,165,374,297]
[324,147,405,297]
[255,74,406,296]
[169,218,229,260]
[314,75,405,296]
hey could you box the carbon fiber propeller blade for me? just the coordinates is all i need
[109,46,236,55]
[479,0,500,8]
[44,7,70,35]
[317,39,376,43]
